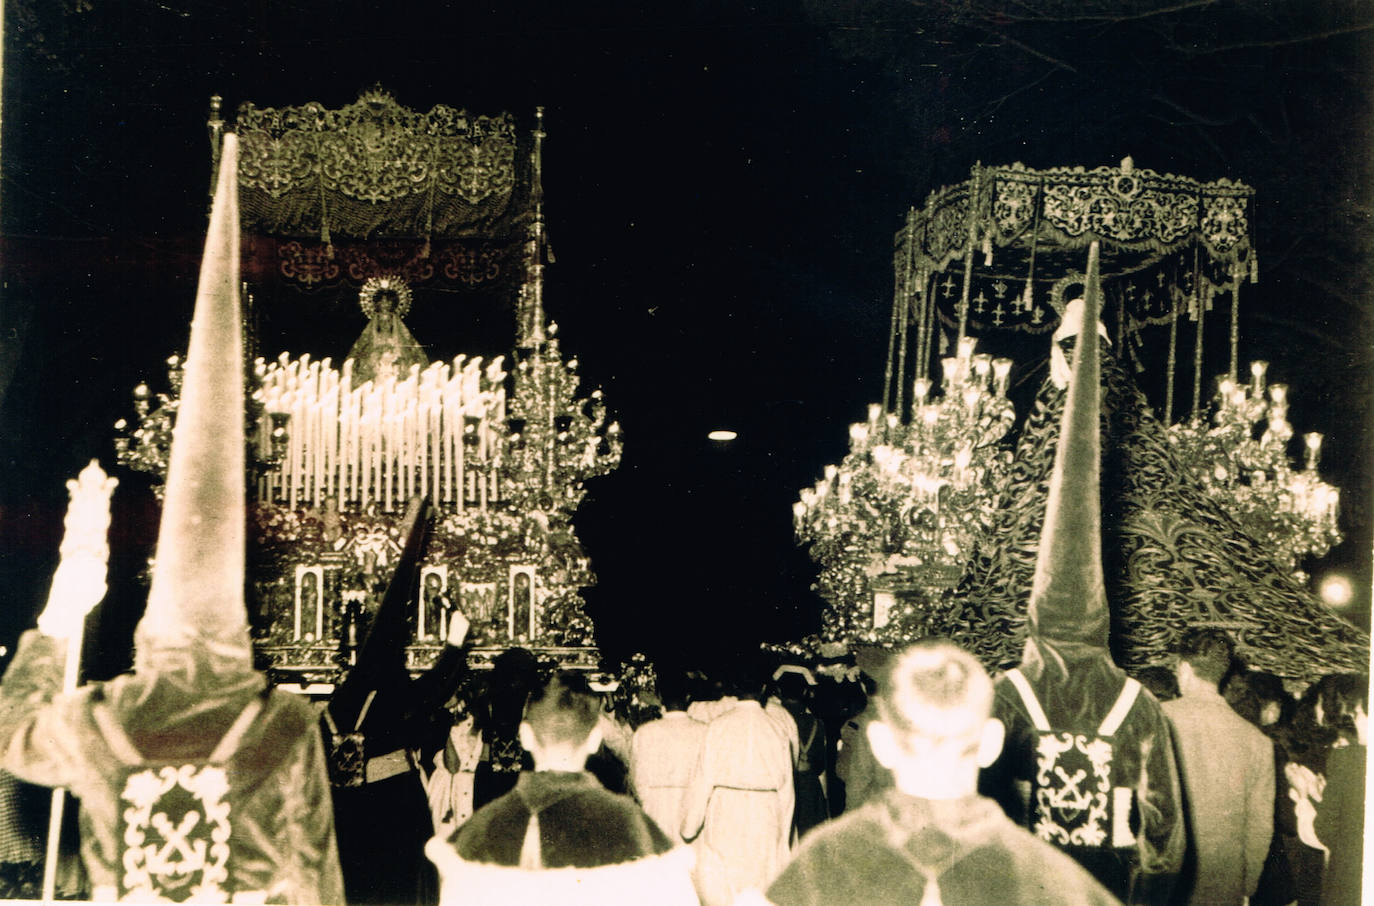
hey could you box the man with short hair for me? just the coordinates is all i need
[425,673,698,906]
[752,640,1122,906]
[1161,628,1274,906]
[630,669,708,839]
[681,662,794,906]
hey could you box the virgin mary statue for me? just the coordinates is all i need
[346,276,431,384]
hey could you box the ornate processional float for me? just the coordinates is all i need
[116,90,621,686]
[794,159,1365,681]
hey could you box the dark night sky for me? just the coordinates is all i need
[0,0,1371,670]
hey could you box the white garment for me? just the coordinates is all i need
[1050,297,1111,389]
[598,711,634,763]
[427,715,483,836]
[681,700,794,906]
[630,711,708,840]
[426,837,700,906]
[687,696,739,725]
[763,698,800,767]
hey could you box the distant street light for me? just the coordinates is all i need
[1319,573,1354,609]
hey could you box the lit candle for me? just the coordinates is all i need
[992,358,1012,397]
[1304,432,1323,470]
[941,357,960,387]
[1250,360,1268,395]
[384,414,394,513]
[953,445,972,478]
[1268,384,1288,407]
[972,354,992,386]
[957,336,977,361]
[913,378,932,403]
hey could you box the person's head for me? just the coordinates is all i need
[1252,673,1289,726]
[1225,670,1289,727]
[1310,673,1369,745]
[864,639,1004,801]
[518,673,604,771]
[1134,665,1180,702]
[1174,628,1235,692]
[722,653,766,702]
[654,669,690,712]
[773,667,815,705]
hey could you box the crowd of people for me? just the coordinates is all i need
[405,629,1363,906]
[0,129,1367,906]
[0,602,1365,906]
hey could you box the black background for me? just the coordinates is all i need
[1,0,1370,672]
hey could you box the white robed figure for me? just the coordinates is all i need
[629,671,708,841]
[680,680,794,906]
[427,712,483,836]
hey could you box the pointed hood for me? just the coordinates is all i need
[1025,241,1108,649]
[136,132,251,671]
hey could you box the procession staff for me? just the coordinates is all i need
[0,134,345,904]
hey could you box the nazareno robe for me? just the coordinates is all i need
[424,769,699,906]
[326,640,470,906]
[0,631,345,904]
[981,640,1185,905]
[756,789,1123,906]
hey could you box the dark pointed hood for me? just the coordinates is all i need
[1026,241,1108,649]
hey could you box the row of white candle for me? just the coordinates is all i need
[252,352,507,513]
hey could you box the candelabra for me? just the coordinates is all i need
[113,356,185,499]
[795,337,1015,644]
[1167,360,1342,580]
[503,321,623,518]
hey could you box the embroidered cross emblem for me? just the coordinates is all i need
[147,811,206,877]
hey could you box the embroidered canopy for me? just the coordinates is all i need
[232,88,526,242]
[220,89,536,296]
[887,160,1258,422]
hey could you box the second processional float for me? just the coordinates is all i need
[793,159,1366,682]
